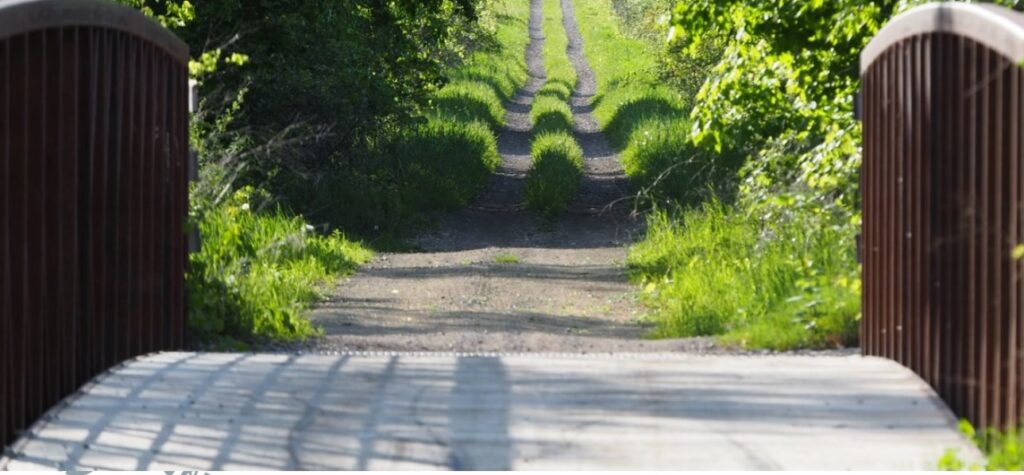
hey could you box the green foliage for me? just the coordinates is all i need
[940,420,1024,471]
[526,133,584,218]
[244,0,529,238]
[188,187,372,346]
[665,0,905,211]
[628,200,859,350]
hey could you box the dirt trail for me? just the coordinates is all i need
[303,0,708,353]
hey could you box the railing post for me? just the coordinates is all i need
[861,2,1024,430]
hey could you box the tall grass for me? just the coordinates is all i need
[628,201,859,350]
[569,0,861,350]
[524,0,584,217]
[189,187,372,346]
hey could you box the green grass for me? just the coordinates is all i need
[523,0,584,218]
[628,201,859,350]
[531,95,574,135]
[525,132,584,218]
[394,119,502,210]
[494,253,521,264]
[940,420,1024,470]
[430,0,532,133]
[276,0,531,238]
[568,0,740,207]
[188,187,372,347]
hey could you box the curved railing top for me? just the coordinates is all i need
[0,0,188,63]
[861,2,1024,73]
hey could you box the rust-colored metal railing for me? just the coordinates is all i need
[861,2,1024,430]
[0,0,190,449]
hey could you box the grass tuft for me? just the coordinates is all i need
[525,132,584,218]
[494,253,521,264]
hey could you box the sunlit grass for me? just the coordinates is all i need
[524,0,584,218]
[189,187,372,347]
[494,253,521,264]
[628,201,859,350]
[526,132,584,218]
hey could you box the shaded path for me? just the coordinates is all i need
[3,352,979,470]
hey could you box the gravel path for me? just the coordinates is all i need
[293,0,835,355]
[295,0,678,354]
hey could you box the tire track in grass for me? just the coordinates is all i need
[559,0,632,215]
[470,0,546,212]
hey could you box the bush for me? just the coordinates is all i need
[525,133,584,218]
[188,187,372,346]
[628,199,859,350]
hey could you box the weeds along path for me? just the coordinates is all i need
[301,0,711,353]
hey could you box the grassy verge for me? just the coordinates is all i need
[940,421,1024,470]
[188,187,372,347]
[627,201,859,350]
[569,0,734,206]
[570,0,860,350]
[188,0,534,346]
[525,0,583,218]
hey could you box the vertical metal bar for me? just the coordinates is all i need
[914,34,924,382]
[25,30,43,431]
[136,41,151,354]
[59,26,80,401]
[989,53,1005,429]
[864,60,873,356]
[126,36,140,358]
[145,46,157,350]
[9,33,27,439]
[112,30,128,364]
[174,62,187,348]
[977,45,991,428]
[921,35,933,386]
[0,36,9,448]
[1002,55,1018,429]
[156,54,169,349]
[44,27,62,409]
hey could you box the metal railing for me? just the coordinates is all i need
[861,2,1024,430]
[0,0,190,449]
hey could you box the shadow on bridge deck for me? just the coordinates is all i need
[1,352,981,470]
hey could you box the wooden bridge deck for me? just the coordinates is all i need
[1,352,979,470]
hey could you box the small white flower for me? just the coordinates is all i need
[305,224,314,232]
[240,203,250,211]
